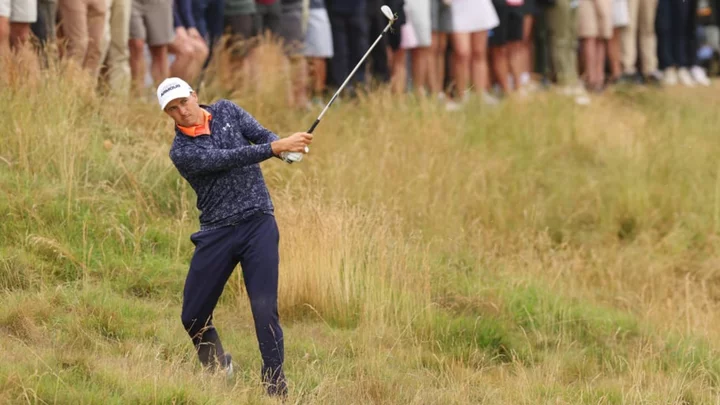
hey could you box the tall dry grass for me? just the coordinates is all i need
[2,40,720,403]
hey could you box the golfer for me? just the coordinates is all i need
[157,77,312,397]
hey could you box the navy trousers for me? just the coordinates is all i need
[181,213,285,390]
[328,11,370,89]
[656,0,698,69]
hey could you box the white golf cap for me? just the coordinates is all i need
[157,77,193,110]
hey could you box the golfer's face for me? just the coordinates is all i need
[165,93,200,127]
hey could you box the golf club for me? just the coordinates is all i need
[282,5,398,163]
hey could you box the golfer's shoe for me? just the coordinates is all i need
[221,353,234,379]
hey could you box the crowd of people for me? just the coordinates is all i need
[1,0,719,109]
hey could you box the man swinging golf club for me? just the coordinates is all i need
[158,77,312,397]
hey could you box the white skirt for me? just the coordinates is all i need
[451,0,499,33]
[304,8,334,58]
[613,0,630,27]
[404,0,432,48]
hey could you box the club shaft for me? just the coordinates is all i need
[307,20,394,133]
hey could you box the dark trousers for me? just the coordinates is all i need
[181,213,284,387]
[193,0,225,66]
[656,0,697,69]
[366,7,390,83]
[328,11,370,88]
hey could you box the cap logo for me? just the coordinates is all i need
[160,84,181,97]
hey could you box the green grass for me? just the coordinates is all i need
[3,46,720,403]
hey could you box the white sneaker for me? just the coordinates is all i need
[677,67,696,87]
[690,66,711,86]
[445,99,463,111]
[482,91,500,105]
[663,67,678,86]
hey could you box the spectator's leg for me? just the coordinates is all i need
[654,0,671,71]
[595,0,611,89]
[521,13,534,87]
[192,0,209,40]
[411,47,431,93]
[429,32,448,95]
[328,13,348,89]
[621,0,639,75]
[391,47,407,93]
[637,0,658,76]
[470,30,490,94]
[205,0,224,61]
[169,27,195,81]
[671,0,690,69]
[490,44,511,93]
[0,16,8,56]
[85,0,107,78]
[144,0,173,86]
[609,27,623,81]
[367,7,390,83]
[346,11,369,87]
[581,37,597,88]
[310,57,327,97]
[58,0,90,67]
[149,45,168,87]
[105,0,131,95]
[128,38,145,94]
[451,32,471,97]
[546,0,565,85]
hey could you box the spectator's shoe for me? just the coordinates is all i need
[690,66,711,86]
[644,71,664,87]
[677,68,696,87]
[445,99,463,111]
[482,91,500,106]
[618,73,641,85]
[663,67,678,86]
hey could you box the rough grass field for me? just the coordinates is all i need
[3,44,720,404]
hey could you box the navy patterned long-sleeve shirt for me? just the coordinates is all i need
[169,99,280,231]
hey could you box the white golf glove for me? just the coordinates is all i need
[281,146,310,164]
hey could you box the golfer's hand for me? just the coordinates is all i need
[272,132,313,155]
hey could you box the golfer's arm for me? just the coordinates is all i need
[170,144,274,176]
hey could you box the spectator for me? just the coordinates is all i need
[304,0,333,104]
[1,0,37,54]
[429,0,452,99]
[58,0,107,78]
[33,0,57,46]
[98,0,131,95]
[656,0,710,86]
[392,0,432,94]
[518,0,537,90]
[223,0,256,90]
[489,0,526,97]
[255,0,281,37]
[577,0,611,91]
[446,0,500,108]
[620,0,660,83]
[128,0,173,94]
[608,0,629,83]
[192,0,224,66]
[326,0,369,92]
[278,0,308,108]
[366,0,392,83]
[169,0,209,85]
[545,0,591,104]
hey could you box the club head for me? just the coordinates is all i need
[380,5,395,22]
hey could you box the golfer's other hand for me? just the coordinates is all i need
[272,132,313,155]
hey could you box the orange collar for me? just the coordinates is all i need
[177,109,212,137]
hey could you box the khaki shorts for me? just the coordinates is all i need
[578,0,613,39]
[129,0,174,46]
[0,0,37,22]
